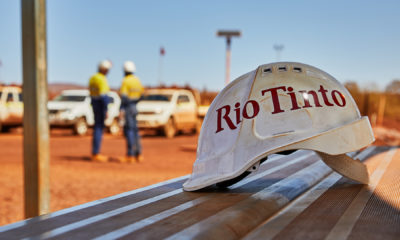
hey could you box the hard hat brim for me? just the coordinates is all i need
[183,116,374,191]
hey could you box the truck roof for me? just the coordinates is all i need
[145,88,193,95]
[59,89,119,98]
[61,89,90,96]
[0,86,22,92]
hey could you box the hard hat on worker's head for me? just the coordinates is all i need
[183,62,375,191]
[98,60,112,71]
[123,61,136,73]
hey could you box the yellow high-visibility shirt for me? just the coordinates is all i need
[89,73,110,97]
[120,74,144,100]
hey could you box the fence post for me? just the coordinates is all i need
[377,94,386,126]
[21,0,50,218]
[362,92,369,117]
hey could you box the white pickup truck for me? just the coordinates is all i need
[137,89,203,138]
[0,86,23,132]
[48,89,121,136]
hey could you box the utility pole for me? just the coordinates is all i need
[21,0,50,218]
[158,46,165,86]
[0,60,2,83]
[217,30,241,86]
[273,44,284,61]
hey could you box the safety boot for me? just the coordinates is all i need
[118,156,136,163]
[92,154,108,163]
[136,154,144,163]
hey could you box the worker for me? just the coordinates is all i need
[119,61,144,163]
[89,60,112,162]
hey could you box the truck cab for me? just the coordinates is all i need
[137,89,201,138]
[0,86,23,132]
[48,89,121,135]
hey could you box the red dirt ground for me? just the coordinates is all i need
[0,129,198,226]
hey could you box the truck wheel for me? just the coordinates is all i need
[192,118,202,135]
[108,119,121,136]
[163,118,176,138]
[74,118,88,136]
[1,125,10,133]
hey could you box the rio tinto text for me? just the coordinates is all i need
[216,85,346,133]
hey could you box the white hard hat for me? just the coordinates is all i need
[98,60,112,70]
[183,62,374,191]
[123,61,136,73]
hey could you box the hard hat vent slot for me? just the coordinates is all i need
[278,66,287,72]
[263,68,272,73]
[293,67,302,73]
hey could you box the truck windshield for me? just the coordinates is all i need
[142,94,172,101]
[54,95,86,102]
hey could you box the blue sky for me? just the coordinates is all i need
[0,0,399,91]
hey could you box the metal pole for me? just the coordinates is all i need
[225,37,231,86]
[158,55,163,86]
[158,47,165,86]
[273,44,284,61]
[217,30,241,86]
[21,0,50,218]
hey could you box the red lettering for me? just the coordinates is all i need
[234,102,241,124]
[300,90,322,108]
[299,90,312,108]
[307,90,323,107]
[216,105,237,133]
[318,85,334,106]
[216,85,347,134]
[243,100,260,119]
[331,90,346,107]
[261,86,286,114]
[287,87,301,110]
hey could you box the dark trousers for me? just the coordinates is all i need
[123,101,141,156]
[91,96,109,155]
